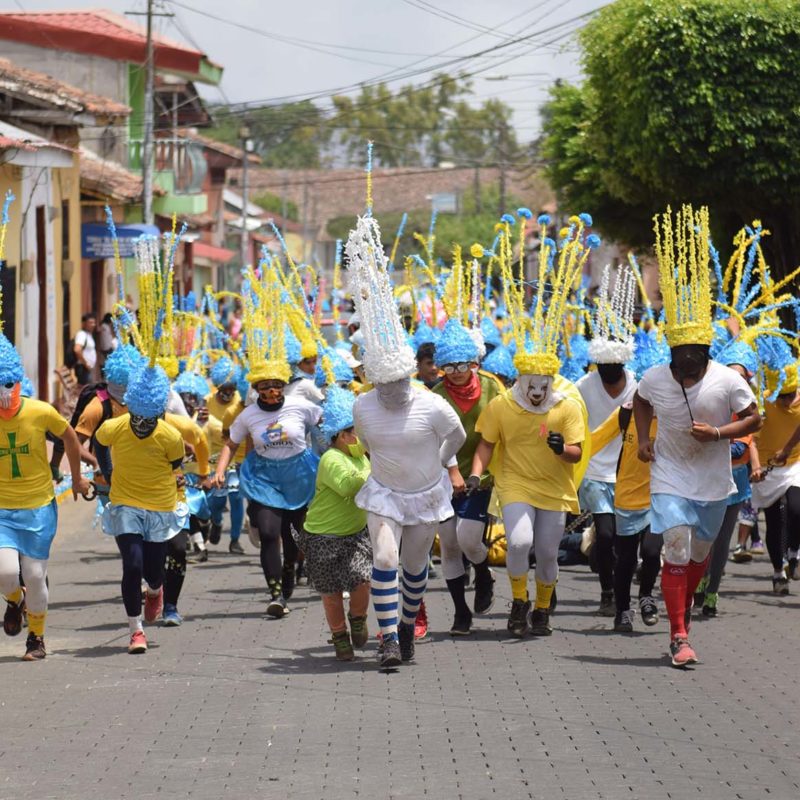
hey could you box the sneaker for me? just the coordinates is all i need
[348,614,369,647]
[281,565,295,600]
[3,590,25,636]
[143,587,164,623]
[749,541,765,556]
[773,576,790,595]
[379,635,402,668]
[162,604,183,626]
[228,539,245,555]
[189,546,208,563]
[786,558,800,581]
[208,521,222,545]
[414,599,430,642]
[22,633,46,661]
[473,567,495,615]
[449,609,473,636]
[507,599,531,638]
[702,592,718,617]
[528,606,552,636]
[128,630,147,654]
[694,576,709,608]
[266,595,289,618]
[670,637,698,667]
[331,630,354,662]
[398,621,415,661]
[597,591,615,617]
[427,557,438,580]
[614,609,635,633]
[731,544,753,563]
[296,561,307,586]
[639,596,659,626]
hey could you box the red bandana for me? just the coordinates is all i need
[444,372,481,414]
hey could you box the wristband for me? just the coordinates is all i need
[714,427,721,441]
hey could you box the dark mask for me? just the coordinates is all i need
[257,398,284,413]
[180,393,199,417]
[130,414,158,439]
[597,363,625,385]
[670,345,710,382]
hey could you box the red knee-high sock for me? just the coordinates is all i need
[685,557,711,608]
[661,562,688,639]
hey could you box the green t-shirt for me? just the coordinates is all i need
[304,447,371,536]
[433,372,501,484]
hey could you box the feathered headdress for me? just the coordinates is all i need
[173,370,210,400]
[103,344,146,387]
[319,385,356,442]
[588,263,636,364]
[481,343,518,381]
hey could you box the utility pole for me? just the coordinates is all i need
[142,0,155,226]
[239,124,252,268]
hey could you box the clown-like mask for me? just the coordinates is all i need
[130,414,158,439]
[521,374,551,406]
[0,382,18,409]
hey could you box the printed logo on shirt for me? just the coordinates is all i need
[261,423,290,447]
[0,430,31,479]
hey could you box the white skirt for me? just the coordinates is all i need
[751,460,800,510]
[355,471,453,526]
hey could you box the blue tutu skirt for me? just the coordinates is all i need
[239,449,319,510]
[0,501,58,560]
[102,502,188,542]
[185,485,211,521]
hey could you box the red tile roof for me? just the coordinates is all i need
[0,10,220,76]
[176,128,261,165]
[193,241,236,264]
[80,151,165,202]
[0,57,130,117]
[0,120,76,153]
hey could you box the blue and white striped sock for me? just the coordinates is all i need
[400,566,428,625]
[371,566,399,640]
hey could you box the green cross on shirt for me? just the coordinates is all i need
[0,432,30,479]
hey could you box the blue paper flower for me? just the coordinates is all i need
[124,365,170,418]
[537,214,551,226]
[500,213,516,225]
[586,234,602,250]
[103,344,146,387]
[517,207,532,220]
[579,212,593,226]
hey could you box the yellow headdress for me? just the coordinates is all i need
[654,205,713,347]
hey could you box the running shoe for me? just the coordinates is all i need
[694,576,709,608]
[749,541,765,556]
[22,633,46,661]
[266,595,290,618]
[731,544,753,563]
[639,596,659,626]
[473,567,495,615]
[670,637,698,667]
[597,591,615,617]
[379,635,402,668]
[348,614,369,647]
[208,522,222,545]
[162,604,183,626]
[528,607,553,636]
[3,590,25,636]
[786,558,800,581]
[428,556,438,579]
[128,630,147,654]
[773,576,790,595]
[331,631,354,662]
[143,587,163,623]
[702,592,718,617]
[281,565,295,600]
[296,561,307,586]
[228,539,245,555]
[507,599,531,638]
[414,600,431,642]
[614,609,635,633]
[449,609,473,636]
[398,621,415,661]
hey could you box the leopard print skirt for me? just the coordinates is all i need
[293,527,372,594]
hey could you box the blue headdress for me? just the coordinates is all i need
[411,319,440,350]
[480,317,503,349]
[103,344,146,387]
[714,339,758,377]
[434,318,480,367]
[481,344,517,381]
[20,375,34,398]
[318,385,356,442]
[124,364,171,418]
[236,370,251,402]
[284,325,302,366]
[173,371,210,400]
[210,356,240,388]
[630,326,671,380]
[314,347,354,388]
[0,334,23,386]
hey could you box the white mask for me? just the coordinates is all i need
[513,374,562,413]
[375,378,412,409]
[0,385,14,409]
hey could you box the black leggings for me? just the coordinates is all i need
[705,502,741,594]
[116,534,167,618]
[764,486,800,573]
[613,528,662,612]
[594,513,616,592]
[164,531,189,607]
[247,502,305,593]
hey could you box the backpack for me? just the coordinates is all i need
[64,337,78,369]
[69,382,113,434]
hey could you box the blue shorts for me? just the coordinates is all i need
[452,489,491,523]
[0,501,58,560]
[185,485,211,522]
[615,507,650,537]
[650,494,728,541]
[728,463,751,506]
[579,479,615,515]
[102,502,188,542]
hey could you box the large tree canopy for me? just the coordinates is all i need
[540,0,800,276]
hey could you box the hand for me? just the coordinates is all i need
[546,431,565,455]
[175,474,186,489]
[200,475,214,490]
[465,475,481,495]
[751,467,766,483]
[212,471,226,489]
[72,476,92,500]
[196,407,209,424]
[690,422,719,443]
[449,467,466,496]
[773,449,788,467]
[637,440,656,462]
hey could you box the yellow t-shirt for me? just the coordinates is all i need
[756,397,800,466]
[206,394,234,455]
[0,399,67,509]
[165,413,209,475]
[95,415,185,512]
[221,401,249,461]
[476,392,585,513]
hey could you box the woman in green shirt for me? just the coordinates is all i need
[299,386,372,661]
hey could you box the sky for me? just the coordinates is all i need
[9,0,609,142]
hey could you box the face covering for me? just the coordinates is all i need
[597,363,625,385]
[375,378,412,410]
[513,374,561,414]
[130,414,158,439]
[106,382,126,404]
[670,345,709,382]
[347,440,366,458]
[0,383,21,420]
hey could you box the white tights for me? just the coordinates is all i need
[367,513,436,575]
[437,516,489,580]
[502,503,565,584]
[0,548,49,613]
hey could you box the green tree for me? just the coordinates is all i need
[252,192,299,221]
[540,0,800,277]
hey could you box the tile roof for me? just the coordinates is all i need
[80,150,165,203]
[0,57,130,117]
[176,129,261,164]
[0,119,76,153]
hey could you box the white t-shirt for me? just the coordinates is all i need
[284,376,324,406]
[75,329,97,369]
[229,396,322,460]
[637,361,755,501]
[353,388,462,492]
[577,369,637,483]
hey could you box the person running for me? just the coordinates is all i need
[432,319,500,635]
[0,335,90,660]
[298,386,372,661]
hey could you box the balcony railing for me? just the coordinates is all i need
[128,137,207,195]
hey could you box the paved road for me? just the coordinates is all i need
[1,501,799,800]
